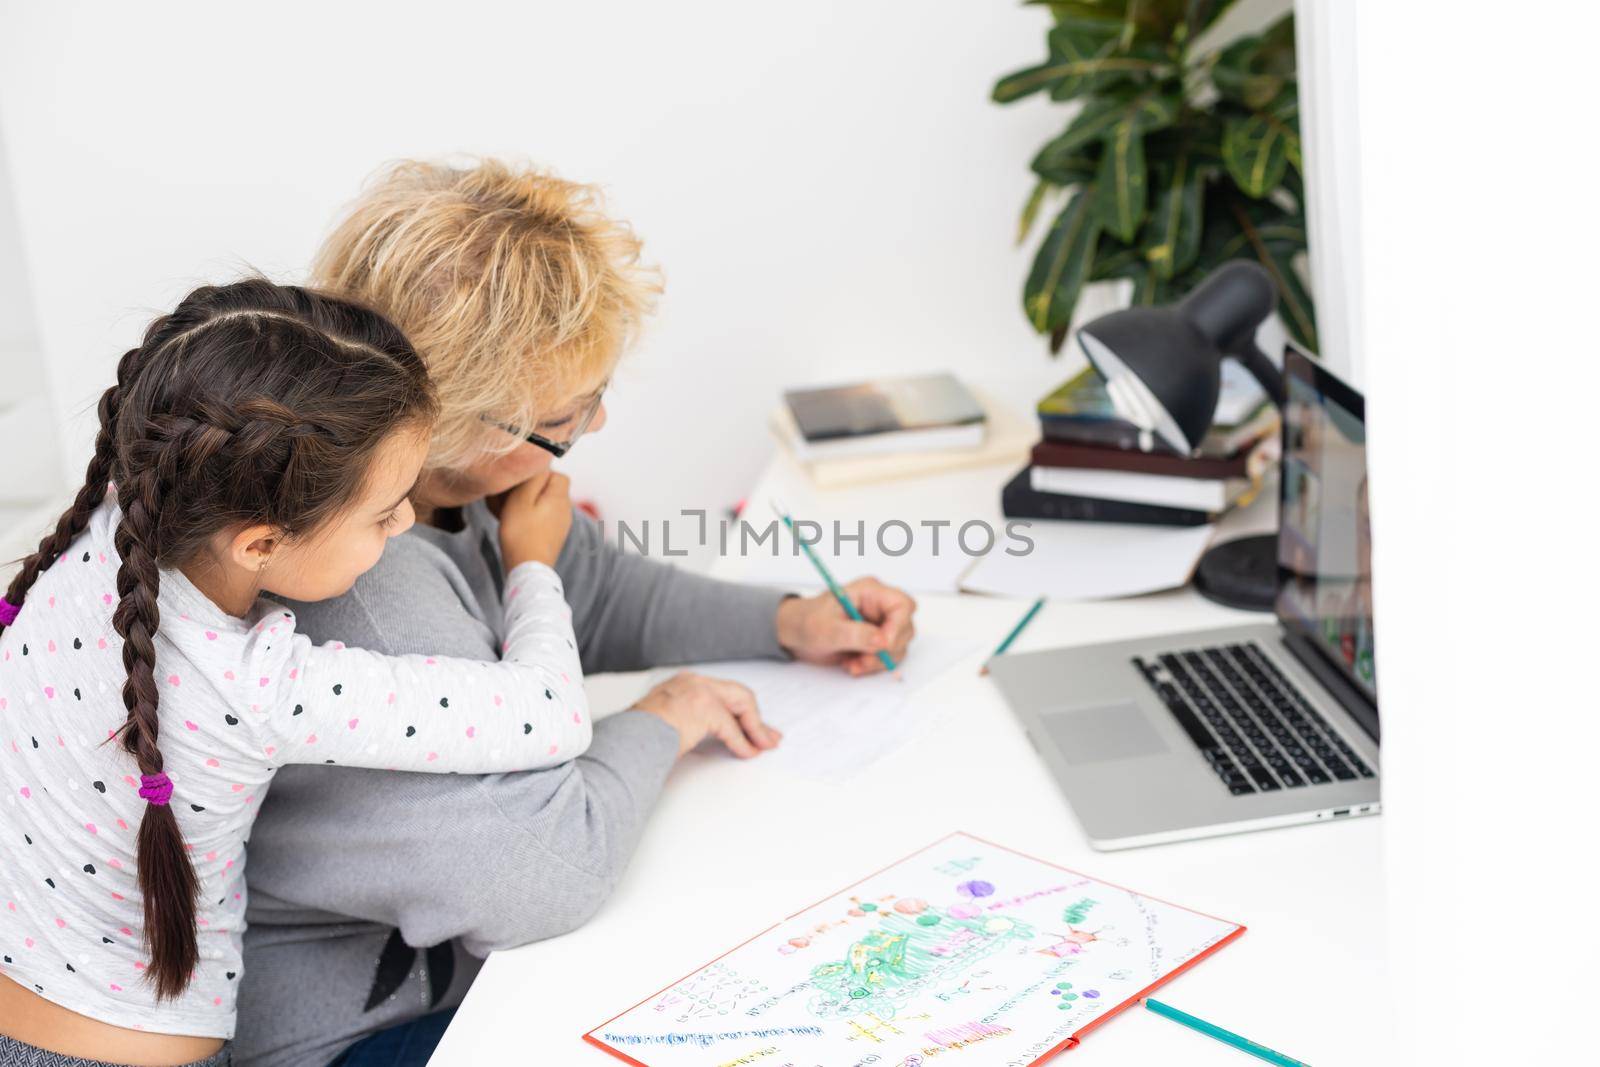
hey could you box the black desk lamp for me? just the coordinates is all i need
[1076,260,1285,611]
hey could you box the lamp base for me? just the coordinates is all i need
[1193,534,1277,612]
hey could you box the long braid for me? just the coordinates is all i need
[2,277,436,1002]
[0,344,145,631]
[108,397,336,998]
[110,460,199,1000]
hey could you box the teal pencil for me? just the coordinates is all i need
[981,596,1045,675]
[1144,999,1310,1067]
[770,500,897,672]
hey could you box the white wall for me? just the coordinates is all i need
[0,0,1065,536]
[0,125,60,507]
[1352,2,1600,1061]
[0,0,1294,544]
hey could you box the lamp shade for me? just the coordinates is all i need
[1076,260,1280,454]
[1078,307,1221,455]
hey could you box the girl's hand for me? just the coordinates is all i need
[632,672,781,758]
[498,470,574,569]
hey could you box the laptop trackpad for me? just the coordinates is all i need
[1040,702,1169,766]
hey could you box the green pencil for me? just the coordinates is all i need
[981,596,1045,675]
[1144,998,1310,1067]
[770,500,897,672]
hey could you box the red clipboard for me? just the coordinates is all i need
[583,831,1245,1065]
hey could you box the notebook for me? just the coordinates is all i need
[782,373,986,461]
[1028,466,1249,511]
[1002,466,1215,526]
[1030,434,1273,481]
[585,832,1243,1065]
[770,387,1034,489]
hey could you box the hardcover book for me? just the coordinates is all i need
[783,373,986,460]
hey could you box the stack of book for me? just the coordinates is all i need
[770,373,1036,489]
[1004,363,1278,527]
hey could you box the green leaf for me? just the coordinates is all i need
[1025,191,1103,334]
[1271,88,1303,170]
[993,61,1067,104]
[1089,239,1146,281]
[1209,194,1317,350]
[1093,119,1148,242]
[1196,189,1302,259]
[998,0,1311,354]
[1145,148,1205,278]
[1256,14,1300,74]
[1017,179,1056,245]
[1282,164,1305,211]
[1264,241,1318,351]
[993,25,1172,104]
[1031,148,1098,186]
[1046,22,1168,101]
[1096,253,1174,309]
[1222,114,1289,197]
[1128,261,1171,307]
[1214,68,1284,110]
[1032,90,1178,175]
[1028,0,1193,43]
[1212,14,1298,109]
[1028,1,1129,24]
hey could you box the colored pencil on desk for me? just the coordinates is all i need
[1144,998,1310,1067]
[980,596,1045,675]
[769,499,898,673]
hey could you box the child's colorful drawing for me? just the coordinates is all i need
[586,833,1244,1066]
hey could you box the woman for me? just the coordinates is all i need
[231,160,917,1067]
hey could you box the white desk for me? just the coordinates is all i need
[431,453,1385,1065]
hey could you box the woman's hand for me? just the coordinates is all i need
[497,469,574,569]
[775,576,917,676]
[632,671,782,758]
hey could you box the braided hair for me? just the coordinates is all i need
[1,278,435,998]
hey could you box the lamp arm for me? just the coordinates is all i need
[1226,339,1286,408]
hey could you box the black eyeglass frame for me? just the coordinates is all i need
[480,387,606,459]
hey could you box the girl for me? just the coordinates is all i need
[0,279,590,1066]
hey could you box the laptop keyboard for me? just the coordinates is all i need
[1133,643,1375,796]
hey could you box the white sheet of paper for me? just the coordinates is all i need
[960,521,1215,601]
[587,832,1244,1066]
[662,634,979,780]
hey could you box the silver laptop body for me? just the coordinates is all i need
[989,347,1381,850]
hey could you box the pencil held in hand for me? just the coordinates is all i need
[770,499,899,674]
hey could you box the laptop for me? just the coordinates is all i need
[988,344,1381,850]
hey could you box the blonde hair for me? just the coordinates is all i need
[311,158,660,467]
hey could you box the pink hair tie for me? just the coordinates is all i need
[138,773,174,806]
[0,598,19,626]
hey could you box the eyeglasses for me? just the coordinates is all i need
[482,386,606,459]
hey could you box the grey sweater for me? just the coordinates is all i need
[231,504,788,1066]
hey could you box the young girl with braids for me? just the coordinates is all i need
[0,279,591,1066]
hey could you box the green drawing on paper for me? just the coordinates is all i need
[591,833,1246,1066]
[1061,897,1098,924]
[806,905,1035,1020]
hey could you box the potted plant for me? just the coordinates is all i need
[994,0,1315,354]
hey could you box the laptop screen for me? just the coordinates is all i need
[1276,346,1378,711]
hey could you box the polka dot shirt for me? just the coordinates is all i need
[0,501,590,1037]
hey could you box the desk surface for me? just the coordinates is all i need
[431,455,1385,1065]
